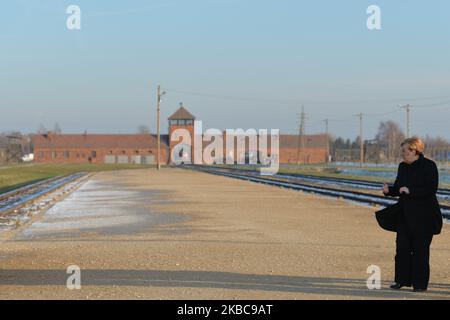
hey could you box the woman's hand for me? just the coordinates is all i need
[399,186,410,194]
[382,183,389,195]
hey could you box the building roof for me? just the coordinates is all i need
[279,134,328,149]
[168,106,196,120]
[33,134,169,149]
[200,134,327,149]
[33,133,326,150]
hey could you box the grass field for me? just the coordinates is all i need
[0,163,159,195]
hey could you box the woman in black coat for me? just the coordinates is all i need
[382,137,443,292]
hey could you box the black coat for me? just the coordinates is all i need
[383,154,443,235]
[375,202,402,232]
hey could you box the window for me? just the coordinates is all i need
[135,150,139,154]
[186,120,194,125]
[178,120,186,125]
[51,151,57,159]
[91,151,97,158]
[64,151,70,159]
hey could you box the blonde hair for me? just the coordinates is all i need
[401,137,425,155]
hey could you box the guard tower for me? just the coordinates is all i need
[168,103,196,164]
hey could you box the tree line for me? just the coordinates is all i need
[330,120,450,162]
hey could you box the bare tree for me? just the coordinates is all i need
[37,124,47,134]
[423,135,450,148]
[375,121,405,161]
[137,125,150,134]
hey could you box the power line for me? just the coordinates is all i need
[312,109,400,120]
[413,99,450,108]
[365,110,401,116]
[161,86,449,140]
[162,87,450,106]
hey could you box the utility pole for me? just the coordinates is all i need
[156,85,166,170]
[323,119,329,165]
[357,113,364,168]
[296,105,306,167]
[400,104,411,138]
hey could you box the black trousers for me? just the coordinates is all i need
[395,220,433,289]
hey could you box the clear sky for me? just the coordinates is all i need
[1,0,449,139]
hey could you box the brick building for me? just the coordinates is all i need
[277,134,329,164]
[33,134,170,164]
[33,105,328,165]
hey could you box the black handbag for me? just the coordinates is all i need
[375,202,402,232]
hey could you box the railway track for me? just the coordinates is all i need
[0,172,88,216]
[276,171,450,198]
[186,165,450,199]
[181,165,450,219]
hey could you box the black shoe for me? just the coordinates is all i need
[413,288,427,292]
[390,283,411,290]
